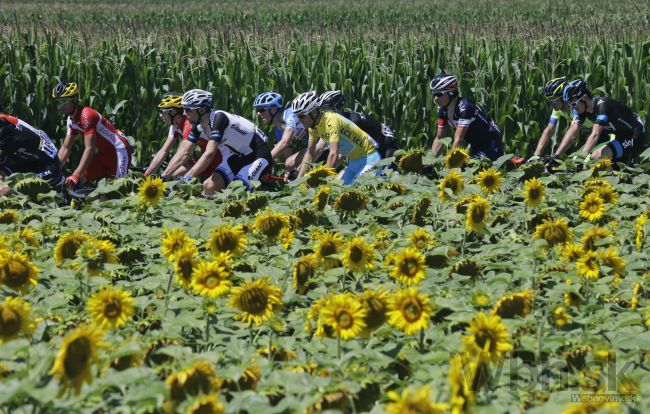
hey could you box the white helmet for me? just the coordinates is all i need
[291,91,320,116]
[181,89,213,109]
[429,74,458,94]
[318,90,345,111]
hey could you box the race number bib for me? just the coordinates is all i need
[38,131,58,159]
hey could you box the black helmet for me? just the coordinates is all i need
[563,79,590,105]
[543,77,567,101]
[318,90,345,111]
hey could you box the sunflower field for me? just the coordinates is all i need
[0,151,649,413]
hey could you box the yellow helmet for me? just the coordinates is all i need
[52,82,79,99]
[158,92,183,109]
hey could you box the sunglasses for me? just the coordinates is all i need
[549,98,560,106]
[57,98,74,107]
[433,92,444,97]
[568,100,580,108]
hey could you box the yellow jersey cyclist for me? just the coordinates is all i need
[292,91,381,185]
[253,92,311,179]
[559,79,646,164]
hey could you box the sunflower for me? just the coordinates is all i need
[445,148,470,169]
[491,290,534,319]
[579,192,605,222]
[450,258,484,279]
[306,297,330,336]
[359,289,389,333]
[191,260,232,298]
[254,210,290,239]
[0,296,36,344]
[466,196,490,233]
[598,247,625,277]
[438,171,464,201]
[319,293,366,340]
[229,277,283,326]
[0,209,19,224]
[78,238,118,276]
[475,168,502,194]
[523,178,545,208]
[304,165,336,188]
[411,197,432,226]
[138,176,165,208]
[0,251,38,293]
[398,149,425,173]
[222,201,246,218]
[560,243,584,263]
[532,217,573,247]
[206,223,247,257]
[333,190,368,215]
[386,385,448,414]
[591,186,618,205]
[472,292,490,308]
[49,324,107,395]
[87,285,135,330]
[387,288,433,335]
[591,158,613,174]
[161,227,193,262]
[576,251,600,279]
[186,394,225,414]
[166,360,221,403]
[384,182,407,195]
[461,312,513,362]
[448,353,477,414]
[293,254,317,294]
[389,247,426,286]
[408,228,434,250]
[173,245,199,289]
[553,307,571,327]
[313,185,331,210]
[342,237,375,272]
[294,207,319,228]
[313,231,345,269]
[54,229,90,267]
[279,227,294,249]
[635,215,648,250]
[12,227,40,252]
[580,226,612,251]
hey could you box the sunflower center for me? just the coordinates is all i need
[400,258,420,278]
[336,310,354,329]
[103,298,122,318]
[64,337,91,379]
[61,240,82,260]
[240,287,269,314]
[0,307,21,337]
[144,185,159,198]
[178,259,194,281]
[414,238,426,249]
[3,260,30,288]
[349,246,364,263]
[401,299,422,322]
[529,188,540,200]
[204,274,223,289]
[483,176,495,187]
[319,241,337,257]
[214,233,238,252]
[586,202,600,213]
[471,206,485,223]
[474,329,497,352]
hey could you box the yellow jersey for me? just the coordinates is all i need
[309,112,378,160]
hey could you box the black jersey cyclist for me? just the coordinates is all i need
[429,74,503,160]
[318,90,399,159]
[558,79,646,164]
[179,89,271,195]
[0,114,63,195]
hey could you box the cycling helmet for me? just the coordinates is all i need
[158,92,184,109]
[181,89,213,109]
[253,92,283,109]
[544,77,567,101]
[52,82,79,99]
[563,79,590,104]
[291,91,320,116]
[318,90,345,111]
[429,74,458,94]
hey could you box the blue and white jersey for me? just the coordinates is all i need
[274,108,308,143]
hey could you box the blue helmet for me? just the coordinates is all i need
[253,92,283,109]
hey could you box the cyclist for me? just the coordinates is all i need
[253,92,310,178]
[558,79,646,164]
[429,74,503,160]
[318,90,399,159]
[145,92,221,179]
[179,89,272,195]
[0,114,63,195]
[292,91,381,185]
[53,82,131,189]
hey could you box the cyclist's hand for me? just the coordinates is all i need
[65,174,80,189]
[527,155,541,163]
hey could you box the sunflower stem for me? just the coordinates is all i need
[337,331,341,360]
[163,268,174,315]
[418,329,425,352]
[204,311,211,343]
[249,323,254,347]
[268,330,274,362]
[461,228,468,257]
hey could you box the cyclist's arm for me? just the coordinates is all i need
[533,122,557,156]
[271,126,296,160]
[452,126,469,149]
[163,140,196,178]
[186,140,217,178]
[297,137,318,178]
[58,130,76,167]
[326,140,339,168]
[72,133,97,178]
[581,124,604,155]
[553,123,581,157]
[431,125,449,155]
[145,134,177,176]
